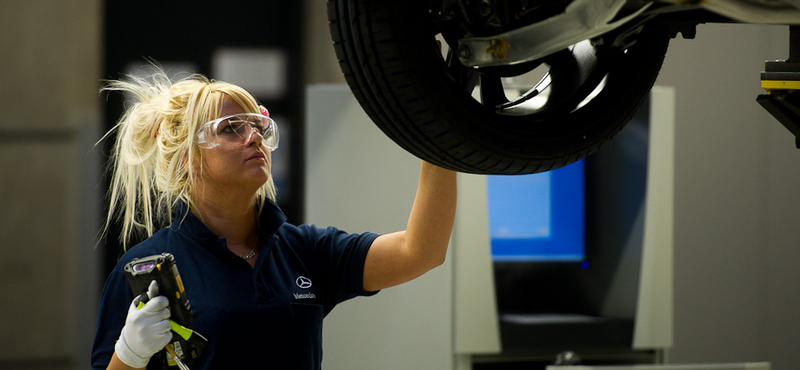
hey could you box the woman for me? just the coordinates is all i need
[91,68,457,370]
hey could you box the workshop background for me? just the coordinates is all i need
[1,1,799,369]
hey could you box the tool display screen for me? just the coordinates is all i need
[133,261,156,273]
[486,159,585,261]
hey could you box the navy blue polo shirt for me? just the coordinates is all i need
[91,201,379,370]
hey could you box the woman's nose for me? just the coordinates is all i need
[244,126,264,147]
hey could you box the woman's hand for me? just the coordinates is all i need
[113,281,172,369]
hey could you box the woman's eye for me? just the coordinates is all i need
[219,122,243,135]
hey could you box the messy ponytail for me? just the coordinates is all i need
[100,66,277,250]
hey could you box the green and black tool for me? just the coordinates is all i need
[124,253,207,369]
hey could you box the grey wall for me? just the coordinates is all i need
[305,85,455,370]
[653,24,800,369]
[0,1,103,369]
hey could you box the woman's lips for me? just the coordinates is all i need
[247,152,266,162]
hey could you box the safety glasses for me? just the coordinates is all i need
[196,113,279,150]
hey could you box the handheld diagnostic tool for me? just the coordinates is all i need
[124,253,206,368]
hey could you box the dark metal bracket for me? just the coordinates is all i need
[758,25,800,148]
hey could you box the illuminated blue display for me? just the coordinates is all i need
[487,160,585,261]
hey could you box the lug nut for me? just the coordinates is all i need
[458,44,472,65]
[479,0,492,17]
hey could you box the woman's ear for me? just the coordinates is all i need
[181,149,193,172]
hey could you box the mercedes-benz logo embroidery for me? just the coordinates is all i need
[296,276,312,289]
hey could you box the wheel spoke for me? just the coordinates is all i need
[543,41,607,112]
[496,84,543,113]
[480,74,508,108]
[443,47,480,94]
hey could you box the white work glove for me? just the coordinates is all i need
[115,280,172,368]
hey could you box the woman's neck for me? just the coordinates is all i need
[190,186,259,246]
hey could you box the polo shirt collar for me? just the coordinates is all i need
[171,200,287,242]
[257,200,287,238]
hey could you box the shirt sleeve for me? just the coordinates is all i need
[301,225,380,314]
[90,267,134,370]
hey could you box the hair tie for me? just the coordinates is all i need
[151,121,160,138]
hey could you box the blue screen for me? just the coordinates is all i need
[487,160,585,261]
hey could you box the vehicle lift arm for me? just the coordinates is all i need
[758,25,800,148]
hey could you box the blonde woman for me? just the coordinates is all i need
[91,69,457,370]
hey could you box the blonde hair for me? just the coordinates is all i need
[100,67,277,250]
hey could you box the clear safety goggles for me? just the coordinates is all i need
[196,113,279,150]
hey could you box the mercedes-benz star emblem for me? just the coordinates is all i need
[296,276,312,289]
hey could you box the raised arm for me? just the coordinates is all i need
[362,161,457,292]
